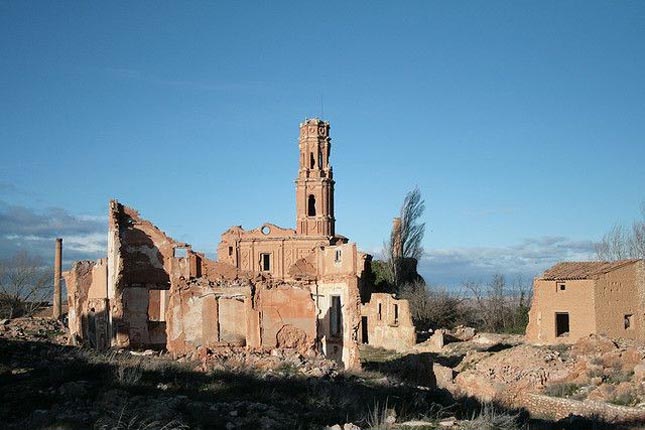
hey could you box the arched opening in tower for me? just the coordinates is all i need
[310,152,315,169]
[308,195,316,216]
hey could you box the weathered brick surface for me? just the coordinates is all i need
[527,260,645,344]
[516,392,645,423]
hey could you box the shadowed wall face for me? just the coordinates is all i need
[53,238,62,319]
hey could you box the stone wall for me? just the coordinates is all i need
[217,224,335,280]
[526,278,596,344]
[516,392,645,424]
[107,200,195,348]
[526,260,645,344]
[361,293,415,352]
[66,196,401,371]
[259,284,317,350]
[594,260,645,341]
[166,278,253,354]
[64,259,109,349]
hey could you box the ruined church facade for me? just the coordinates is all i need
[64,119,415,369]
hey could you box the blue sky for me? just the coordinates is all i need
[1,1,643,288]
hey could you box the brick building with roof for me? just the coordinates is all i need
[526,259,645,343]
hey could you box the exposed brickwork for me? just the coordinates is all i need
[64,119,416,369]
[516,392,645,423]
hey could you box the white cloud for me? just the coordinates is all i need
[0,200,107,265]
[419,236,596,288]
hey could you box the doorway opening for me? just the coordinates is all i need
[556,312,570,337]
[361,316,369,344]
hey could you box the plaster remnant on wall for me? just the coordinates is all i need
[65,119,418,370]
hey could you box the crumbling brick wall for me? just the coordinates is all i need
[107,200,191,348]
[361,293,416,352]
[66,199,395,370]
[166,278,254,354]
[64,259,109,349]
[515,392,645,424]
[594,260,645,341]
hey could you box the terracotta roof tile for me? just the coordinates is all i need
[540,259,642,280]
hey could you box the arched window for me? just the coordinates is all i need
[310,153,315,169]
[308,194,316,216]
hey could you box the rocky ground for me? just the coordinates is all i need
[423,328,645,408]
[0,317,485,430]
[2,318,644,429]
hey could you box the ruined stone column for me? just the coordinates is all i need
[53,238,62,319]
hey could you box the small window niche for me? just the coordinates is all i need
[334,249,342,263]
[392,304,399,325]
[377,302,382,321]
[228,246,233,256]
[308,195,316,216]
[557,282,566,292]
[624,314,634,330]
[260,253,271,272]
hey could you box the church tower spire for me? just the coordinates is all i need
[295,118,335,236]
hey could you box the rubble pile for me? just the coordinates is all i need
[430,330,645,411]
[454,344,570,401]
[550,335,645,406]
[0,317,68,344]
[196,346,339,379]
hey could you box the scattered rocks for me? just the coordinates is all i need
[325,424,361,430]
[0,317,68,343]
[400,420,435,427]
[571,334,618,356]
[198,346,339,379]
[455,344,570,400]
[448,325,476,342]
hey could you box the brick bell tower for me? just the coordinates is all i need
[295,118,335,237]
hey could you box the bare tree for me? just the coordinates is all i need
[595,205,645,260]
[385,187,426,288]
[399,280,464,330]
[0,251,52,319]
[463,273,532,334]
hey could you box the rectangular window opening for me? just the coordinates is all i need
[228,246,233,256]
[393,304,399,325]
[174,247,188,258]
[260,253,271,272]
[556,312,569,337]
[624,314,634,330]
[557,282,566,292]
[335,249,342,263]
[361,316,369,344]
[377,302,382,321]
[330,295,342,337]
